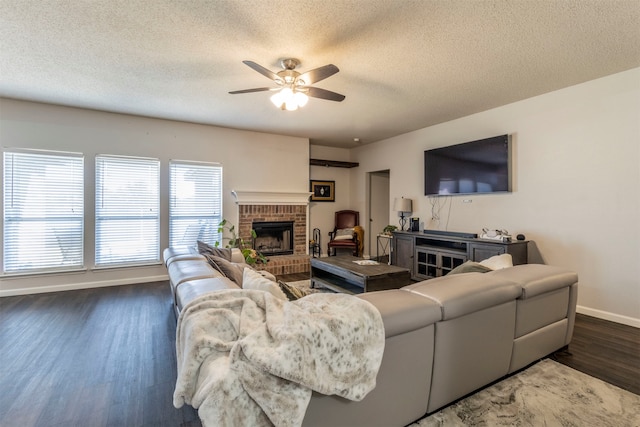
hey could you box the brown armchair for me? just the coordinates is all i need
[327,210,361,256]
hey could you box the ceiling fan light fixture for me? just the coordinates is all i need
[295,91,308,107]
[285,101,298,111]
[232,58,344,109]
[270,87,307,111]
[270,91,284,108]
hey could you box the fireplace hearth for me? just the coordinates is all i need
[252,221,294,256]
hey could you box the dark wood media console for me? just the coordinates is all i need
[391,230,528,281]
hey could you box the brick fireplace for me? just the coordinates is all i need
[232,191,312,276]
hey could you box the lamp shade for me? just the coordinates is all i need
[393,197,413,212]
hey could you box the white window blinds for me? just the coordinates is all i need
[3,150,84,273]
[95,155,160,266]
[169,161,223,248]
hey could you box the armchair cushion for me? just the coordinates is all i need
[333,228,355,240]
[328,210,361,256]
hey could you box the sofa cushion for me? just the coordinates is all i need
[176,277,240,312]
[486,264,578,299]
[359,290,441,338]
[167,259,223,292]
[402,273,521,320]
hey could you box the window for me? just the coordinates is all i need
[3,149,84,274]
[95,155,160,266]
[169,161,222,248]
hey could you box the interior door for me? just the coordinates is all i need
[368,170,390,259]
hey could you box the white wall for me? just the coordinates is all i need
[308,145,354,255]
[0,98,309,295]
[350,68,640,327]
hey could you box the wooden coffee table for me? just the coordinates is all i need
[311,255,411,294]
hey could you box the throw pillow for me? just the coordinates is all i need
[242,268,288,300]
[257,270,277,282]
[479,253,513,270]
[197,240,232,261]
[202,253,228,278]
[333,228,355,241]
[278,280,307,301]
[210,255,245,286]
[448,261,493,275]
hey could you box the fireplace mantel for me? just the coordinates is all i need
[231,190,312,205]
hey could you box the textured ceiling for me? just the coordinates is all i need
[1,0,639,148]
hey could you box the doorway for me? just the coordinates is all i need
[368,170,390,259]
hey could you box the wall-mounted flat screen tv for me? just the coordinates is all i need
[424,134,511,196]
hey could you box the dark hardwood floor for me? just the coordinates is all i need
[551,313,640,395]
[0,278,637,426]
[0,282,200,427]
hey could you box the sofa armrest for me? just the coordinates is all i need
[230,247,246,263]
[163,246,199,266]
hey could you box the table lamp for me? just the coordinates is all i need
[393,197,413,231]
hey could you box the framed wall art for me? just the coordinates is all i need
[310,180,335,202]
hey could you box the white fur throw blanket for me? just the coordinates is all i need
[173,289,385,427]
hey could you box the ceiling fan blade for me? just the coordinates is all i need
[242,60,281,82]
[305,86,345,102]
[297,64,339,85]
[229,87,272,94]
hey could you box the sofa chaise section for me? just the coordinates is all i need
[487,264,579,372]
[303,289,441,427]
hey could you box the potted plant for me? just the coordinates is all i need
[382,225,398,235]
[215,219,268,265]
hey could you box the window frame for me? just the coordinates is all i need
[2,148,85,275]
[94,154,161,268]
[169,160,223,249]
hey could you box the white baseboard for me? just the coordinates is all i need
[577,305,640,328]
[0,274,169,297]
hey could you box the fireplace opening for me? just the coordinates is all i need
[252,221,294,256]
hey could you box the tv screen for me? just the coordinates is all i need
[424,135,511,196]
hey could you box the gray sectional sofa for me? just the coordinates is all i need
[164,246,578,427]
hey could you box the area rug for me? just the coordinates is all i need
[411,358,640,427]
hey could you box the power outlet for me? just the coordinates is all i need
[463,199,473,203]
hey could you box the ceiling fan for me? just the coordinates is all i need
[229,58,345,111]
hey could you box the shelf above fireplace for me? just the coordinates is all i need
[231,190,313,205]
